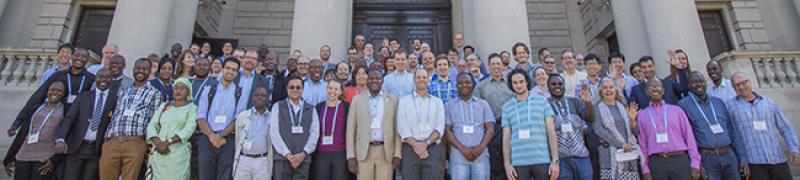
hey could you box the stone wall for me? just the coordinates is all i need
[526,0,576,62]
[232,0,295,61]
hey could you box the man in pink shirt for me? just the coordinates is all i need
[635,78,701,180]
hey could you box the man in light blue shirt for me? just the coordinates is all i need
[236,50,268,109]
[444,73,495,180]
[302,59,328,105]
[706,61,737,101]
[382,51,415,97]
[40,44,73,85]
[195,57,246,180]
[397,68,446,180]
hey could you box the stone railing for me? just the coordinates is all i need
[715,51,800,88]
[0,47,99,87]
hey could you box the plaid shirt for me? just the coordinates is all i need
[106,83,163,138]
[725,94,800,164]
[428,78,458,103]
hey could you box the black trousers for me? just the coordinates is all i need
[14,161,52,180]
[401,144,442,180]
[749,162,792,180]
[513,164,550,180]
[490,118,507,180]
[63,141,99,180]
[273,159,311,180]
[310,151,349,180]
[648,153,691,180]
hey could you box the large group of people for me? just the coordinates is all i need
[2,32,799,180]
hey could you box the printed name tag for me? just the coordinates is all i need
[123,109,135,117]
[292,127,303,134]
[656,133,669,143]
[462,125,474,134]
[709,124,724,134]
[27,133,39,144]
[322,136,334,145]
[67,95,77,104]
[370,121,381,129]
[214,116,226,124]
[243,140,252,149]
[754,121,767,131]
[519,129,531,139]
[561,123,574,133]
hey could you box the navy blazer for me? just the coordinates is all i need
[629,68,689,109]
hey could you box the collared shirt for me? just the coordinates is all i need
[548,97,590,158]
[445,96,495,163]
[428,78,458,103]
[677,93,742,152]
[532,86,551,99]
[575,78,600,101]
[369,91,385,142]
[725,94,800,164]
[242,109,270,154]
[707,78,736,102]
[196,82,246,132]
[474,77,514,118]
[561,70,588,97]
[514,63,543,78]
[237,70,256,110]
[84,88,108,141]
[382,71,415,97]
[269,100,320,156]
[397,92,445,143]
[86,64,104,75]
[302,80,328,105]
[501,94,554,166]
[105,83,163,138]
[636,101,701,173]
[623,73,639,98]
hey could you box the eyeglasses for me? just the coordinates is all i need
[544,61,556,64]
[288,85,303,90]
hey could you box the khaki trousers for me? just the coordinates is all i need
[357,144,393,180]
[98,136,147,180]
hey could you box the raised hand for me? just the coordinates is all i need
[628,102,639,128]
[581,84,592,103]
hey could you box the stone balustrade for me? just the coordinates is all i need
[0,47,99,87]
[715,51,800,88]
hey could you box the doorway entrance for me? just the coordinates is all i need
[352,0,453,54]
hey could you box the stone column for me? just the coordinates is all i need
[640,0,711,76]
[289,0,352,63]
[0,0,7,20]
[469,0,531,67]
[162,0,199,53]
[107,0,173,73]
[610,0,651,69]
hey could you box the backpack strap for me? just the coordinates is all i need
[205,84,218,119]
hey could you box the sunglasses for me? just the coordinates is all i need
[288,85,303,90]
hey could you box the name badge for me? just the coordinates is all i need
[292,126,303,134]
[519,129,531,139]
[123,109,135,117]
[709,124,724,134]
[462,125,474,134]
[754,121,767,131]
[370,121,381,129]
[27,133,40,144]
[656,133,669,143]
[322,136,334,145]
[243,140,252,149]
[214,116,226,124]
[67,95,77,104]
[561,123,574,133]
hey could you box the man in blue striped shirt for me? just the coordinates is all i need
[678,72,746,180]
[725,72,800,180]
[429,57,458,103]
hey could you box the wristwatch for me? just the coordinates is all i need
[551,159,560,164]
[167,138,174,144]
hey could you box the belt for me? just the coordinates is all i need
[651,151,687,158]
[699,146,732,155]
[107,136,145,141]
[240,152,269,158]
[369,141,384,145]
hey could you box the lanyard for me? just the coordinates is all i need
[647,105,669,135]
[287,99,304,127]
[514,98,533,129]
[28,105,57,135]
[690,94,719,126]
[460,99,473,124]
[67,74,86,95]
[246,109,266,140]
[321,102,340,136]
[549,98,570,117]
[411,95,432,127]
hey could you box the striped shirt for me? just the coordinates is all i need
[428,78,458,103]
[106,83,163,137]
[501,94,554,166]
[725,94,800,164]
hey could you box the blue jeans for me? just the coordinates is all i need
[559,157,593,180]
[701,151,740,180]
[449,156,490,180]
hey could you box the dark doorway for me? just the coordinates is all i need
[352,0,452,55]
[73,7,115,55]
[699,10,733,57]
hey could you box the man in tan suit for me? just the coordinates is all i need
[346,69,402,180]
